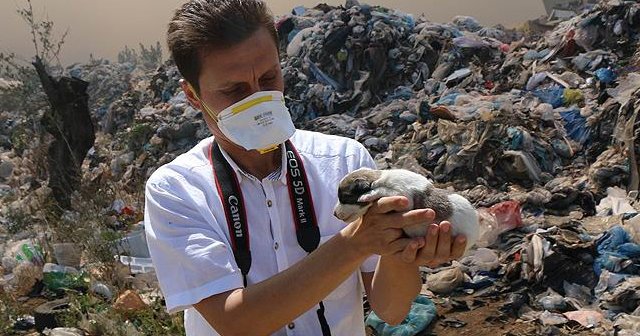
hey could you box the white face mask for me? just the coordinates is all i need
[192,88,296,153]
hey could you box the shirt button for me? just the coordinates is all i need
[267,200,273,207]
[287,323,295,330]
[274,242,279,250]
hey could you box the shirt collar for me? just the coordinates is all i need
[217,142,287,184]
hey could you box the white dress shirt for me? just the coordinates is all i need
[144,129,379,336]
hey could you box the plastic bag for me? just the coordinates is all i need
[559,108,591,145]
[460,247,500,272]
[7,240,45,268]
[595,68,616,84]
[52,243,81,268]
[563,89,584,105]
[476,201,523,247]
[42,263,89,293]
[533,86,564,108]
[365,295,436,336]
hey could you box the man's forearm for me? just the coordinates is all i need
[368,256,421,325]
[195,232,368,336]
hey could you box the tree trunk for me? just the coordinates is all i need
[33,57,95,209]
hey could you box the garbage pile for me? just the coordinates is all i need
[1,0,640,334]
[280,1,640,334]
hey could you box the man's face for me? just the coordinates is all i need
[181,27,284,148]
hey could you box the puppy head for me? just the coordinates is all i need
[334,168,382,223]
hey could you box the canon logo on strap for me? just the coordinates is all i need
[228,195,243,237]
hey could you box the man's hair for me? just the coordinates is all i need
[167,0,278,94]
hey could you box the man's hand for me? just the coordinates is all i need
[419,221,467,267]
[400,221,467,267]
[342,195,467,267]
[342,196,434,257]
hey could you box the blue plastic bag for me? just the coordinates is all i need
[533,86,565,108]
[365,295,437,336]
[595,68,616,84]
[435,93,461,106]
[594,226,640,276]
[560,109,591,145]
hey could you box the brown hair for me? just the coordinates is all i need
[167,0,278,94]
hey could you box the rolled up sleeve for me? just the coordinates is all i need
[144,171,243,314]
[354,141,381,273]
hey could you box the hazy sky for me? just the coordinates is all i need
[0,0,546,64]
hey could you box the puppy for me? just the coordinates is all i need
[334,168,479,251]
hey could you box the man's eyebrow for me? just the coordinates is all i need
[216,81,243,89]
[261,66,278,76]
[214,64,280,89]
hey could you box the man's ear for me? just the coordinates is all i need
[180,79,202,110]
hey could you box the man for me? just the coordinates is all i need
[144,1,468,335]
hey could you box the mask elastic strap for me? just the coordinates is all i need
[187,82,219,121]
[257,145,280,154]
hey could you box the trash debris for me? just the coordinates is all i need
[476,201,523,247]
[42,263,89,294]
[90,282,113,300]
[115,222,150,258]
[52,243,82,268]
[3,239,45,269]
[34,299,70,332]
[596,187,637,216]
[366,295,437,336]
[536,288,568,312]
[539,310,569,326]
[43,327,85,336]
[426,266,465,294]
[614,314,640,334]
[439,317,467,328]
[13,315,35,331]
[118,255,154,274]
[460,248,500,273]
[594,226,640,276]
[563,310,604,328]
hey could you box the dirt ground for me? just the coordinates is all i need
[426,300,600,336]
[366,294,605,336]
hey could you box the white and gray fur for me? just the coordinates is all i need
[334,168,479,251]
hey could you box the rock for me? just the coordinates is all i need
[157,122,197,140]
[173,122,198,139]
[90,282,113,300]
[362,137,388,152]
[614,314,640,333]
[113,289,147,312]
[138,106,158,118]
[10,261,43,296]
[149,134,164,146]
[0,160,14,179]
[2,256,16,273]
[110,152,135,176]
[183,106,200,119]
